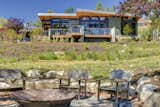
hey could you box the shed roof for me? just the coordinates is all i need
[38,9,139,20]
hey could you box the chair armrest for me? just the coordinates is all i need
[96,77,108,82]
[111,79,129,83]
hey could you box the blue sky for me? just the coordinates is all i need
[0,0,121,22]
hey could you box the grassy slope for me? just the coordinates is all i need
[0,41,160,78]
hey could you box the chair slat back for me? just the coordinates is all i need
[110,69,133,81]
[68,70,88,80]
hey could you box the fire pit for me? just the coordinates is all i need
[12,89,76,107]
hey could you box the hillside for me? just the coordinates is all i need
[0,41,160,78]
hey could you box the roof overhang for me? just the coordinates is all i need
[38,13,78,20]
[38,9,140,20]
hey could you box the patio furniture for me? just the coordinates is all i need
[97,69,133,102]
[12,89,76,107]
[59,71,89,99]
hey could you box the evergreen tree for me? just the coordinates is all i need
[0,18,7,28]
[48,9,54,13]
[64,7,74,13]
[96,2,103,11]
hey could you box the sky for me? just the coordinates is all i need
[0,0,121,22]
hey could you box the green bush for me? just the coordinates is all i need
[139,27,151,41]
[31,28,43,41]
[5,29,17,41]
[39,52,58,60]
[64,51,77,61]
[123,24,133,35]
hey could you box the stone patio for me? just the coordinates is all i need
[70,97,114,107]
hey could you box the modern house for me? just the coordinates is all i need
[38,9,139,42]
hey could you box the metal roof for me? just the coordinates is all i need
[38,9,136,18]
[37,13,76,17]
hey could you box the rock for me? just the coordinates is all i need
[136,76,152,92]
[25,79,59,89]
[137,76,158,102]
[0,100,19,107]
[153,75,160,81]
[25,80,36,89]
[56,71,65,76]
[54,51,65,56]
[87,82,97,93]
[44,71,56,79]
[0,82,10,89]
[26,69,41,78]
[139,86,157,102]
[143,93,160,107]
[0,69,22,79]
[0,69,23,89]
[35,79,59,89]
[70,97,114,107]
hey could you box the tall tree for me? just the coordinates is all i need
[118,0,160,18]
[0,18,7,28]
[105,7,115,12]
[118,0,160,38]
[5,18,24,34]
[96,2,103,11]
[48,9,54,13]
[64,7,74,13]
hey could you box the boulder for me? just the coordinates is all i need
[137,76,158,102]
[56,71,65,77]
[44,71,56,79]
[0,100,19,107]
[25,80,36,89]
[26,69,41,78]
[34,79,59,89]
[54,51,65,56]
[0,69,23,89]
[0,69,22,79]
[143,93,160,107]
[0,82,10,89]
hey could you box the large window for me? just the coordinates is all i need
[80,17,108,28]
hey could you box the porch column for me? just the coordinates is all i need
[80,26,85,42]
[48,28,51,40]
[111,27,116,42]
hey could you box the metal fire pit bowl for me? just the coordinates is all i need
[12,89,76,107]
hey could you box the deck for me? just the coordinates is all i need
[51,34,112,42]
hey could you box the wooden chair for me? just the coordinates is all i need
[97,69,133,102]
[59,70,89,99]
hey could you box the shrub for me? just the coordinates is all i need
[123,24,133,35]
[39,53,58,60]
[31,28,43,41]
[5,29,17,41]
[139,27,152,41]
[17,33,23,41]
[64,51,77,61]
[5,18,24,34]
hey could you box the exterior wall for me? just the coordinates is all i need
[108,17,121,34]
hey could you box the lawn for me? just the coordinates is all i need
[0,41,160,78]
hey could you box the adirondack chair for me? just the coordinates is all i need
[59,70,89,99]
[97,69,133,101]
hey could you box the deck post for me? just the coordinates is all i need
[111,27,116,42]
[48,28,51,40]
[80,26,85,42]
